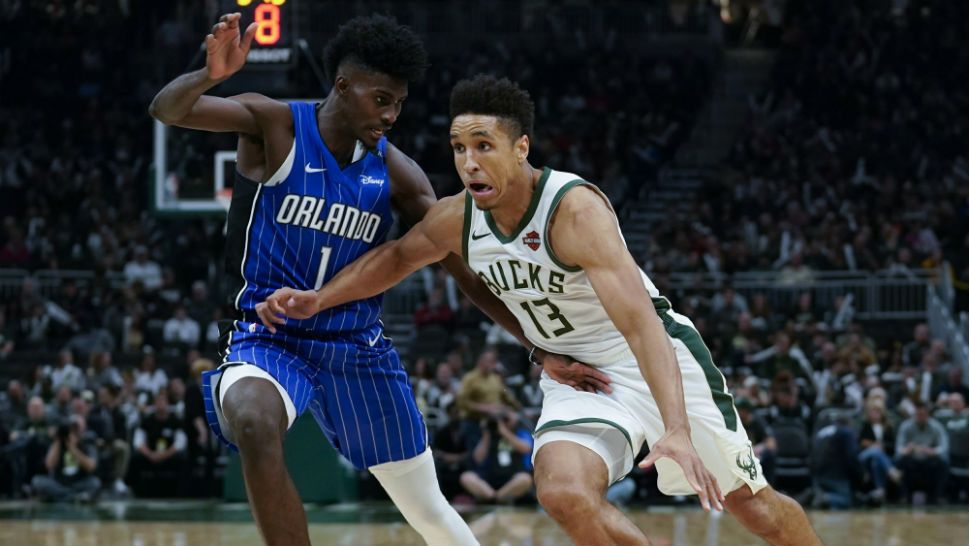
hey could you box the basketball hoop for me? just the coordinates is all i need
[216,188,233,211]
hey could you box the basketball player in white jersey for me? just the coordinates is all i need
[257,75,824,546]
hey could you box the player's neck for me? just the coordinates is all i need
[488,164,542,235]
[316,99,357,167]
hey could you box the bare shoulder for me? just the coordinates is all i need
[553,184,615,238]
[384,142,430,193]
[551,184,622,266]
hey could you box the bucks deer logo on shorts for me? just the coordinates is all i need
[736,445,757,480]
[523,230,541,251]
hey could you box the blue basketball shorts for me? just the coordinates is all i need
[201,320,427,470]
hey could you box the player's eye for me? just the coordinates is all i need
[376,96,388,106]
[478,142,491,151]
[453,144,465,153]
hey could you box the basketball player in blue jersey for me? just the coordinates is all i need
[149,13,609,546]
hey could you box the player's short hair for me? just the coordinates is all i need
[323,15,428,84]
[449,74,535,140]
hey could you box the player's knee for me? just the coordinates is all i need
[725,486,780,536]
[536,481,598,523]
[222,378,286,449]
[229,407,283,449]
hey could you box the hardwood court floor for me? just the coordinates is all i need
[0,501,966,546]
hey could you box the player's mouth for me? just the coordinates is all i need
[369,127,387,140]
[468,181,495,198]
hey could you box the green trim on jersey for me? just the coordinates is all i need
[461,192,473,264]
[484,167,551,243]
[659,311,738,432]
[535,417,635,455]
[543,178,587,272]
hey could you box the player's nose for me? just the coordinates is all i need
[462,154,480,174]
[380,105,400,127]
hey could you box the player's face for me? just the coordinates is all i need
[338,69,408,148]
[450,114,527,210]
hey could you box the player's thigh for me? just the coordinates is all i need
[202,334,315,450]
[533,438,612,511]
[535,372,644,485]
[307,341,426,470]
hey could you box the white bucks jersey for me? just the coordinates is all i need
[462,167,669,365]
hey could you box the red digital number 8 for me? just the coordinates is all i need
[254,4,280,45]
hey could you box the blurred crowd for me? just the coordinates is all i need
[638,0,967,293]
[0,0,965,509]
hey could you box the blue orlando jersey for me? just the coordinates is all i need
[224,102,393,335]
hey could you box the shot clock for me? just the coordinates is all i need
[223,0,296,66]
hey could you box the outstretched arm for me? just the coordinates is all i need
[148,12,284,134]
[551,185,723,511]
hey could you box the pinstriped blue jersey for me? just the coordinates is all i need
[225,102,392,335]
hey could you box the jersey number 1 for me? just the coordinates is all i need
[520,298,575,338]
[313,246,333,290]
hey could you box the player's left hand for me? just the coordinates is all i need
[538,351,612,394]
[639,427,724,512]
[255,287,322,333]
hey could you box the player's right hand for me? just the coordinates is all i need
[256,287,323,333]
[639,427,724,512]
[205,12,258,80]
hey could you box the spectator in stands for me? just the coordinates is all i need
[456,348,521,422]
[187,280,212,328]
[896,400,949,504]
[134,349,168,402]
[413,286,455,331]
[31,414,99,502]
[48,348,84,393]
[8,396,51,497]
[934,367,969,404]
[902,323,931,368]
[131,391,187,497]
[736,396,775,484]
[162,304,200,351]
[0,380,28,430]
[167,377,186,419]
[86,350,122,392]
[90,385,131,496]
[123,245,162,292]
[766,372,812,429]
[710,286,748,338]
[432,402,469,501]
[517,364,544,421]
[934,392,968,423]
[47,385,74,424]
[452,294,490,334]
[811,413,861,509]
[459,411,534,504]
[425,361,460,414]
[747,332,814,391]
[858,401,901,505]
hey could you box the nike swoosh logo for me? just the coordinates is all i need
[471,231,490,240]
[305,163,326,173]
[367,333,382,347]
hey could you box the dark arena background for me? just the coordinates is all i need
[0,1,967,544]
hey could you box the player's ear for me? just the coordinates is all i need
[515,134,530,163]
[334,75,350,96]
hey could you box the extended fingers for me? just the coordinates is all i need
[254,303,278,333]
